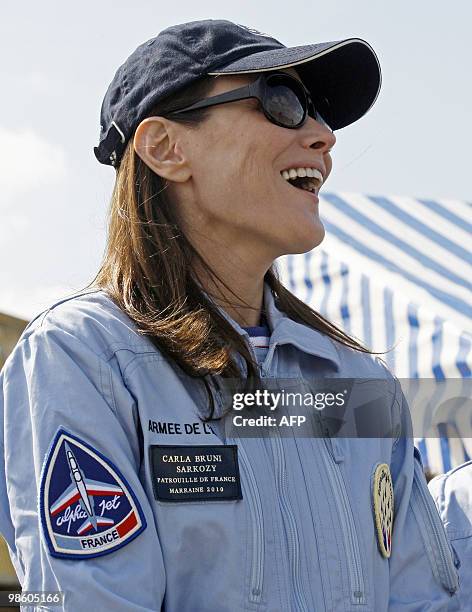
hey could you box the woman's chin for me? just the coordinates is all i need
[285,223,325,255]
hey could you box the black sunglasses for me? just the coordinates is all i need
[166,72,332,131]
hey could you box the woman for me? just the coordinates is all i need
[0,19,460,611]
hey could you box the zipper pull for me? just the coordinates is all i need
[318,414,345,463]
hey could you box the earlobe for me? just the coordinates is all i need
[133,117,192,182]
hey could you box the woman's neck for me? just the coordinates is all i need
[194,264,266,328]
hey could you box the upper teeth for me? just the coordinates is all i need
[281,167,323,185]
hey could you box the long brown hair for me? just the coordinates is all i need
[92,76,378,419]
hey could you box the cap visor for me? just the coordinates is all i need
[208,39,381,130]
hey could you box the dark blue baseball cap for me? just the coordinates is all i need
[94,19,381,167]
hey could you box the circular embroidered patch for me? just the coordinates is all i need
[372,463,394,558]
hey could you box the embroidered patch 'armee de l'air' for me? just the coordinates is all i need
[372,462,394,559]
[39,429,146,559]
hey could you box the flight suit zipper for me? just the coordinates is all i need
[236,441,265,604]
[410,456,458,594]
[259,365,309,612]
[214,372,265,606]
[317,417,367,606]
[271,431,310,612]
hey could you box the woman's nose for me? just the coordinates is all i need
[301,117,336,153]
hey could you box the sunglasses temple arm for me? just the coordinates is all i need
[166,84,256,116]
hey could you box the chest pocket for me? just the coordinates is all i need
[146,440,266,610]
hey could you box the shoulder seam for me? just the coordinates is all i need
[34,289,104,328]
[19,291,161,360]
[447,459,472,476]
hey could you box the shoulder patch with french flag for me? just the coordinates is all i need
[39,429,146,559]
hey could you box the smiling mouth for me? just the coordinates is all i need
[280,167,323,194]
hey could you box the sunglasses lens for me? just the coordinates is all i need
[264,77,306,127]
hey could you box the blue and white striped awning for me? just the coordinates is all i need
[277,192,472,475]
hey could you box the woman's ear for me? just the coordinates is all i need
[133,117,192,182]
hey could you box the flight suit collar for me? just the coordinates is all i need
[262,282,340,371]
[203,282,341,372]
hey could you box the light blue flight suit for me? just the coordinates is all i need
[0,283,461,610]
[429,461,472,611]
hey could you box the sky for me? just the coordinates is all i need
[1,0,471,320]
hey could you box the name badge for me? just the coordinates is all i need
[149,445,242,502]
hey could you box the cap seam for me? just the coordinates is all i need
[206,44,284,75]
[121,71,130,96]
